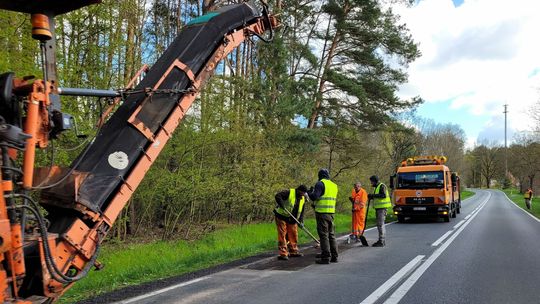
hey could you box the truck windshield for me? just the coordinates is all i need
[397,171,444,189]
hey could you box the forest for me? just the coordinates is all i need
[1,0,479,243]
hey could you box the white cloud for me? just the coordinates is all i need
[394,0,540,142]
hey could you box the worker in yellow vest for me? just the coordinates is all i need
[308,169,339,264]
[368,175,391,247]
[274,185,309,260]
[524,188,533,210]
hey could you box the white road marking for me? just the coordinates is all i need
[431,230,452,247]
[501,191,540,223]
[383,192,491,304]
[359,255,425,304]
[431,192,484,247]
[452,219,465,229]
[113,276,210,304]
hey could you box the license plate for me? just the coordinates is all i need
[413,207,426,211]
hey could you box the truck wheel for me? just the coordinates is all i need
[451,205,457,218]
[397,215,405,223]
[443,215,450,222]
[457,202,461,214]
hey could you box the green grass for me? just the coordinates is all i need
[61,210,394,303]
[502,188,540,219]
[461,189,475,200]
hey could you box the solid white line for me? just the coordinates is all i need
[431,230,452,247]
[464,214,471,220]
[452,219,465,229]
[113,276,210,304]
[383,192,491,304]
[501,191,540,223]
[359,255,425,304]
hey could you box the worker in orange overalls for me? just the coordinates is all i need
[349,182,368,242]
[274,185,309,260]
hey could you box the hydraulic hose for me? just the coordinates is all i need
[9,194,101,284]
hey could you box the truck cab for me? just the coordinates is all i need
[391,156,461,222]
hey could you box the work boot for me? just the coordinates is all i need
[277,255,289,261]
[289,252,304,257]
[316,258,330,264]
[316,253,330,259]
[330,256,338,263]
[372,240,385,247]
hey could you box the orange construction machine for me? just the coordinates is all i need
[0,0,277,302]
[390,156,461,223]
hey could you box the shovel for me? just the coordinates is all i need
[283,208,320,245]
[357,200,370,246]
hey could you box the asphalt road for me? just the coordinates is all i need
[105,189,540,304]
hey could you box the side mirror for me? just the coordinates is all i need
[389,174,395,189]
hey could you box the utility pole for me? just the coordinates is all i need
[504,104,508,185]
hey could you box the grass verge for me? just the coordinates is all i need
[62,210,395,303]
[461,189,475,200]
[502,188,540,219]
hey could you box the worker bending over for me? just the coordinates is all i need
[349,182,368,242]
[308,169,339,264]
[368,175,392,247]
[274,185,309,260]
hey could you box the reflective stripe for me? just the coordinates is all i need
[373,183,392,209]
[320,197,336,201]
[275,189,305,218]
[315,179,338,213]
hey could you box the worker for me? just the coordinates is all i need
[349,182,368,242]
[274,185,309,260]
[308,168,339,264]
[524,188,533,210]
[368,175,391,247]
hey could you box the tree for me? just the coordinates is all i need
[307,0,421,129]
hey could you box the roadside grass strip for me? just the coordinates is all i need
[502,189,540,223]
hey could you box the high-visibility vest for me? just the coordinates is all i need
[373,183,391,209]
[275,189,305,217]
[315,179,338,213]
[524,191,533,199]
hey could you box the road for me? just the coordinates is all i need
[106,190,540,304]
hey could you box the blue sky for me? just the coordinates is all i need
[396,0,540,147]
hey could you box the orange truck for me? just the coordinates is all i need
[390,156,461,223]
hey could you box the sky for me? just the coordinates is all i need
[393,0,540,147]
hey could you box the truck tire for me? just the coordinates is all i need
[457,201,461,214]
[451,204,457,218]
[443,215,450,222]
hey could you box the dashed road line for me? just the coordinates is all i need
[359,255,425,304]
[382,192,491,304]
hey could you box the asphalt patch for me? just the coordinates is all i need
[242,238,366,271]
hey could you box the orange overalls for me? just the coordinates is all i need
[351,187,368,237]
